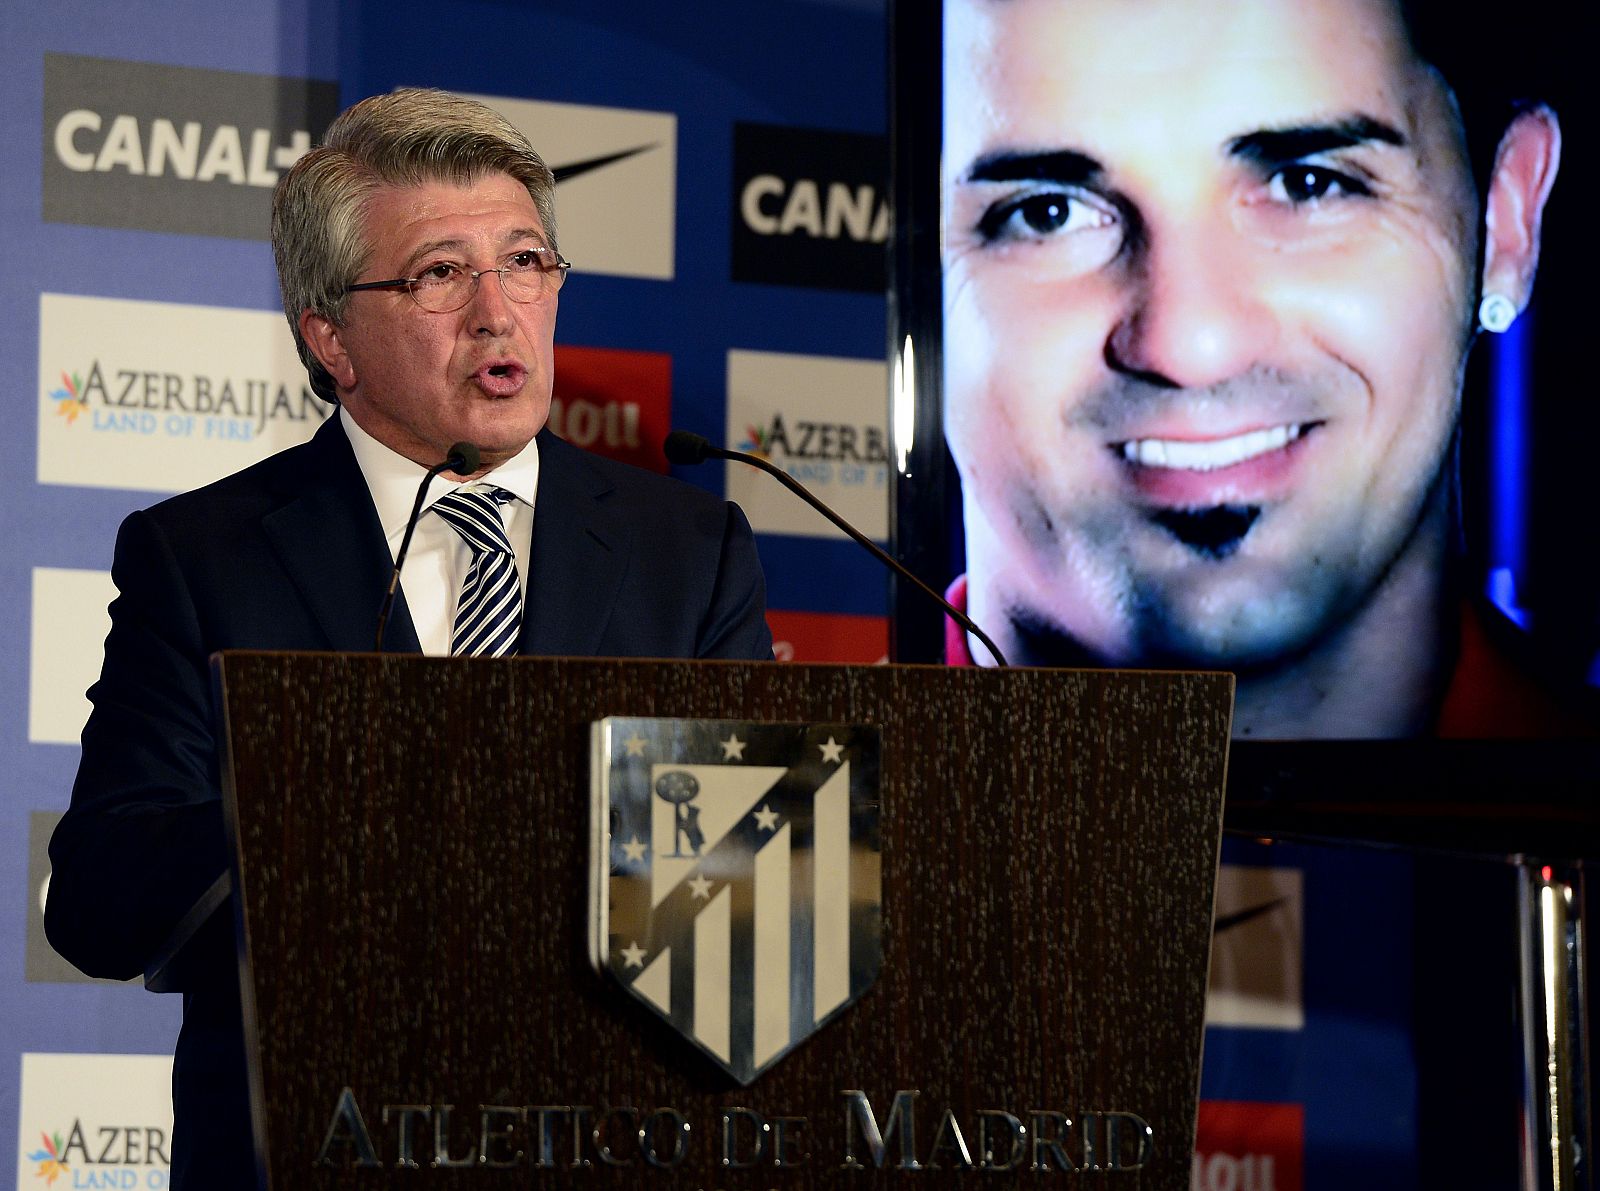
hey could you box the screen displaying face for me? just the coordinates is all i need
[935,0,1585,739]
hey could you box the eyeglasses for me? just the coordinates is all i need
[346,247,572,313]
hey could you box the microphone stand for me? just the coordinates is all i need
[374,441,481,652]
[664,430,1008,667]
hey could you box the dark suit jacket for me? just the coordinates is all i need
[45,417,772,1187]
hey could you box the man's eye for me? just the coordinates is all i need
[977,190,1113,244]
[416,262,462,284]
[505,249,543,273]
[1267,165,1371,205]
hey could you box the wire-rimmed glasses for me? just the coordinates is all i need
[346,247,571,313]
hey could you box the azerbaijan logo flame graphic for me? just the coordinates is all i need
[25,1131,69,1184]
[737,423,771,460]
[48,372,87,425]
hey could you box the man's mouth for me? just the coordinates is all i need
[1112,422,1319,557]
[1113,420,1319,513]
[473,361,527,397]
[1119,423,1307,470]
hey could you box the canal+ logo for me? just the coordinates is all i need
[731,123,887,294]
[43,54,337,240]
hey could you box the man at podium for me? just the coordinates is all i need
[44,88,772,1189]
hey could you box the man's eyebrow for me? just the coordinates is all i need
[503,227,550,249]
[400,229,549,272]
[961,148,1103,186]
[1228,116,1407,164]
[400,238,466,273]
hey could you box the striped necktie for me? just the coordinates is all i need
[431,486,523,657]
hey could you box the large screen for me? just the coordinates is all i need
[891,0,1597,742]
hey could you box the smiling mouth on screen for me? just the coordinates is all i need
[1112,421,1320,558]
[1119,422,1308,470]
[1115,421,1318,500]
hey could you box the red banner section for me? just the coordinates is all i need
[1193,1101,1303,1191]
[550,344,672,473]
[766,609,887,664]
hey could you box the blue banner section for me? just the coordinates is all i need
[6,2,891,1180]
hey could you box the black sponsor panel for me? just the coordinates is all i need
[42,53,338,240]
[731,123,887,293]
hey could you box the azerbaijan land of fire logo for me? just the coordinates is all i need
[591,718,882,1085]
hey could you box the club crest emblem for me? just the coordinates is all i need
[589,718,882,1085]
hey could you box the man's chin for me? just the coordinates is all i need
[1009,584,1347,674]
[453,408,548,456]
[1127,590,1350,673]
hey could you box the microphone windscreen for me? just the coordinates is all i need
[446,442,481,476]
[663,430,712,466]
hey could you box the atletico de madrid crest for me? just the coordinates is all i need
[589,718,883,1085]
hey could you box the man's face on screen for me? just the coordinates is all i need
[942,0,1479,667]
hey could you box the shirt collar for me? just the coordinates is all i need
[339,407,542,545]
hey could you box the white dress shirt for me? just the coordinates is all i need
[340,407,540,656]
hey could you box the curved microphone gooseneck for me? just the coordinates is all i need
[373,441,481,652]
[664,430,1009,667]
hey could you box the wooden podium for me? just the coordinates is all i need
[211,652,1231,1188]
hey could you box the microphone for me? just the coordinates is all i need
[662,431,716,466]
[663,431,1009,666]
[374,441,480,651]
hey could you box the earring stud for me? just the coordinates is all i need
[1479,292,1517,334]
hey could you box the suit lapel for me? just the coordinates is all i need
[260,418,422,654]
[519,431,631,657]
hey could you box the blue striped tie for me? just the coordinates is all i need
[431,486,523,657]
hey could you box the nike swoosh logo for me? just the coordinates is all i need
[1214,897,1289,935]
[552,144,658,183]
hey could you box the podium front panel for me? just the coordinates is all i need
[216,654,1230,1188]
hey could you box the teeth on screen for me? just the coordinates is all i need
[1122,424,1301,471]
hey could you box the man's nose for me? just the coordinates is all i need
[1104,222,1276,389]
[467,270,516,336]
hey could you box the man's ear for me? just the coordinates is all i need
[1480,106,1562,311]
[298,309,357,392]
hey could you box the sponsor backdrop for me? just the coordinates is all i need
[2,1,1479,1187]
[6,2,889,1183]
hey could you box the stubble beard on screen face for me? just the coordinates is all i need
[956,362,1462,677]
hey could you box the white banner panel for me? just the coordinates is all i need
[16,1052,173,1188]
[725,349,889,541]
[28,568,115,746]
[37,292,328,494]
[1206,864,1305,1031]
[466,93,676,281]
